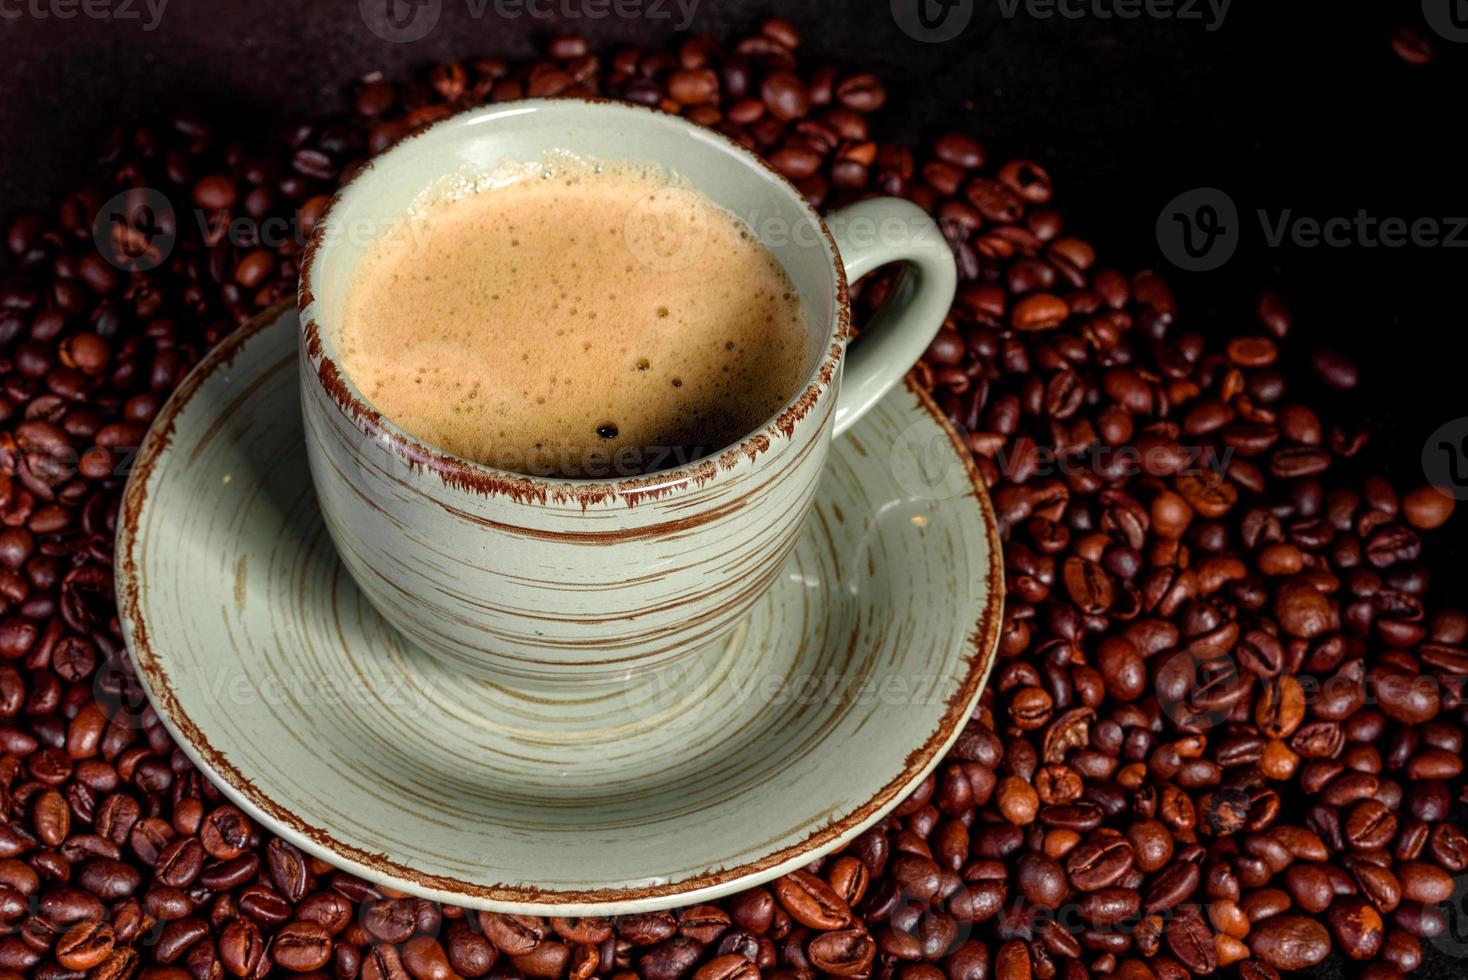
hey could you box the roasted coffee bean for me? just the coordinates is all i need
[726,890,773,934]
[1143,860,1199,912]
[91,947,139,980]
[266,837,309,902]
[1163,907,1216,974]
[805,928,875,976]
[363,899,418,944]
[401,934,459,979]
[1396,861,1453,903]
[272,920,333,972]
[1015,853,1067,909]
[1065,834,1134,891]
[54,919,114,971]
[446,922,498,977]
[218,917,263,977]
[0,25,1462,980]
[760,72,809,121]
[1349,858,1403,913]
[479,912,548,955]
[676,906,731,944]
[237,883,291,926]
[154,918,210,964]
[1079,888,1139,926]
[1249,915,1331,970]
[154,836,205,888]
[198,853,258,892]
[198,806,251,860]
[77,859,141,900]
[772,870,850,929]
[553,916,614,945]
[692,952,757,980]
[1429,823,1468,872]
[1126,819,1174,872]
[825,856,870,907]
[638,936,702,980]
[1329,896,1385,960]
[363,942,410,980]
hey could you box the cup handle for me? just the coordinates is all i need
[826,197,957,437]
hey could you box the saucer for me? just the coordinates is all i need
[117,303,1003,914]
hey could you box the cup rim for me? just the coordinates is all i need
[298,97,851,508]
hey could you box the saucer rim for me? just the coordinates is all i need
[117,301,1006,913]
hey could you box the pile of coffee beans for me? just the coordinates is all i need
[1,17,1463,980]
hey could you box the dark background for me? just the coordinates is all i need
[1,1,1463,976]
[3,0,1463,549]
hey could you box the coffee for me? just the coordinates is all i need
[337,161,811,478]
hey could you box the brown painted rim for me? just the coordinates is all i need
[298,97,853,508]
[117,303,1006,912]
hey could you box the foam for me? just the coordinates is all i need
[338,161,811,479]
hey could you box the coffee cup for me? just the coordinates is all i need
[299,98,956,686]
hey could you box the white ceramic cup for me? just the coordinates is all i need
[299,99,957,686]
